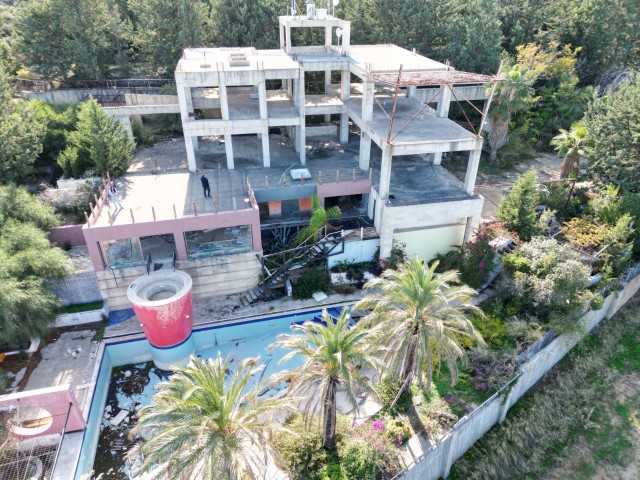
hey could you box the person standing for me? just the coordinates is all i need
[108,183,123,210]
[201,174,211,198]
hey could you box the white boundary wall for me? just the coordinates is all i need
[395,272,640,479]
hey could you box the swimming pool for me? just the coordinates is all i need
[74,305,349,479]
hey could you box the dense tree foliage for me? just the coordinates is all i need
[0,65,46,184]
[0,185,70,345]
[583,76,640,193]
[59,98,134,178]
[4,0,637,85]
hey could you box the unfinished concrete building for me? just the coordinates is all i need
[82,10,497,308]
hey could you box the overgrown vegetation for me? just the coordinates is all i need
[449,294,640,480]
[0,185,71,344]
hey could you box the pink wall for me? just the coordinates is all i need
[49,224,86,247]
[317,179,371,205]
[82,208,262,271]
[0,385,85,438]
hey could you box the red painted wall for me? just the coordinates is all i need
[130,291,193,348]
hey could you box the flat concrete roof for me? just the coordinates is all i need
[348,96,478,148]
[349,45,448,74]
[368,145,473,206]
[177,48,300,74]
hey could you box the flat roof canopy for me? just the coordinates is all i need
[177,48,301,74]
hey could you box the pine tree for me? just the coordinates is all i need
[496,169,540,241]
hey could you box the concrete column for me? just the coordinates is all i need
[258,72,268,120]
[325,26,332,47]
[464,215,481,242]
[285,26,292,53]
[464,144,483,194]
[407,86,417,98]
[279,24,285,49]
[340,69,350,144]
[185,136,196,172]
[218,74,230,121]
[286,79,293,97]
[433,152,443,165]
[362,80,374,121]
[261,129,270,167]
[358,133,371,171]
[341,23,350,55]
[172,232,188,260]
[176,85,194,122]
[437,85,452,118]
[379,144,393,200]
[297,69,306,164]
[324,69,332,124]
[224,134,234,170]
[192,136,199,151]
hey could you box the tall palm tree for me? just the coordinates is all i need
[296,196,341,244]
[129,355,289,480]
[355,257,485,396]
[551,122,589,179]
[269,308,378,449]
[488,64,534,163]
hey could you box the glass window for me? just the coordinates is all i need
[99,234,176,268]
[185,225,252,258]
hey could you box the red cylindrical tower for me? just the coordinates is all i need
[127,270,195,369]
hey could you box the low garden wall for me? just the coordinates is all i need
[49,224,86,248]
[395,272,640,479]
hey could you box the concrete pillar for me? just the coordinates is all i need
[464,144,483,194]
[433,152,443,165]
[258,73,268,120]
[218,74,230,121]
[261,129,270,167]
[437,85,452,118]
[185,136,197,172]
[297,69,306,164]
[192,136,199,151]
[224,134,234,170]
[325,26,332,47]
[359,133,371,171]
[280,24,285,49]
[362,80,374,121]
[172,232,188,260]
[286,79,293,97]
[464,215,481,242]
[379,144,393,200]
[285,26,292,53]
[324,70,332,123]
[407,86,417,98]
[177,85,194,122]
[340,68,350,144]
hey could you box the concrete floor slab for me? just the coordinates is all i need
[26,329,99,410]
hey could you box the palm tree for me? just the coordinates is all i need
[488,64,534,163]
[269,308,378,449]
[551,122,589,179]
[130,355,288,480]
[355,257,485,396]
[296,196,341,244]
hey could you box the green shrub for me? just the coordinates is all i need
[470,312,511,350]
[590,184,622,224]
[497,169,541,241]
[293,269,330,299]
[375,376,411,415]
[320,462,345,480]
[274,415,330,479]
[503,237,590,333]
[620,193,640,258]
